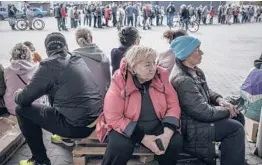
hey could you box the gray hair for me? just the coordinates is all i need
[10,43,32,62]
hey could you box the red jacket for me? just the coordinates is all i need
[105,8,111,19]
[61,7,67,18]
[210,9,215,17]
[96,58,181,142]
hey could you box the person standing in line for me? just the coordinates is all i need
[125,2,134,26]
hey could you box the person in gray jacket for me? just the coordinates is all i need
[14,32,103,165]
[73,28,111,98]
[169,36,245,165]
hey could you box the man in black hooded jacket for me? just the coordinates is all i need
[15,32,103,165]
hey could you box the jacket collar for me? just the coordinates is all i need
[118,58,165,97]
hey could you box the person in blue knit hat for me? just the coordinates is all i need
[169,36,246,165]
[170,35,201,62]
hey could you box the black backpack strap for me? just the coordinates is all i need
[17,74,27,85]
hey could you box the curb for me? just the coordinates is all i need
[0,117,25,165]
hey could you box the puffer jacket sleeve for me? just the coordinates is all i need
[174,77,230,122]
[161,70,181,128]
[103,78,136,138]
[15,62,55,106]
[209,89,222,105]
[0,64,6,96]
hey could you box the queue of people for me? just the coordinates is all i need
[0,27,261,165]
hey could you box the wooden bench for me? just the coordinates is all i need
[72,131,202,165]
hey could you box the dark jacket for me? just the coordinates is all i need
[72,43,111,98]
[111,45,130,75]
[0,64,5,97]
[181,8,190,19]
[15,51,103,127]
[54,6,61,18]
[8,6,17,18]
[169,61,230,164]
[0,64,5,108]
[125,5,134,17]
[166,5,176,14]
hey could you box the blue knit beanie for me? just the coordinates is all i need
[170,36,201,61]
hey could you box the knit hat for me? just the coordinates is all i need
[170,36,201,61]
[44,32,67,52]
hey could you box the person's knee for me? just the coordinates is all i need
[107,131,134,155]
[230,119,245,138]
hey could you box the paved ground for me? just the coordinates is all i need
[1,17,262,165]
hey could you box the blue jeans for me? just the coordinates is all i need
[182,18,189,31]
[167,14,174,27]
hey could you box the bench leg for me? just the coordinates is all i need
[73,156,85,165]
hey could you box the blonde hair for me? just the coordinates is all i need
[75,28,93,47]
[10,43,32,62]
[125,45,157,71]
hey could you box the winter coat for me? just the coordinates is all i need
[240,62,262,122]
[210,9,215,17]
[143,6,150,18]
[125,5,134,17]
[169,61,230,164]
[61,7,67,18]
[156,49,176,74]
[202,6,208,17]
[14,51,103,127]
[0,64,5,109]
[0,64,5,97]
[54,6,61,18]
[117,8,125,21]
[166,5,176,14]
[104,8,111,19]
[111,45,130,75]
[4,60,38,115]
[96,58,181,142]
[72,43,111,98]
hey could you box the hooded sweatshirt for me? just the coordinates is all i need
[73,43,111,98]
[4,60,38,115]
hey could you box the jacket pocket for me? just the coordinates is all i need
[96,113,109,143]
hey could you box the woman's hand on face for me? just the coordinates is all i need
[141,135,164,155]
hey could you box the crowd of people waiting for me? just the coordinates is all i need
[0,26,261,165]
[51,2,262,32]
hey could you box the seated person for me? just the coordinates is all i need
[96,45,183,165]
[0,63,6,115]
[111,26,141,75]
[156,29,187,73]
[4,43,38,115]
[240,54,262,122]
[169,36,245,165]
[51,28,112,147]
[15,32,103,165]
[73,28,111,97]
